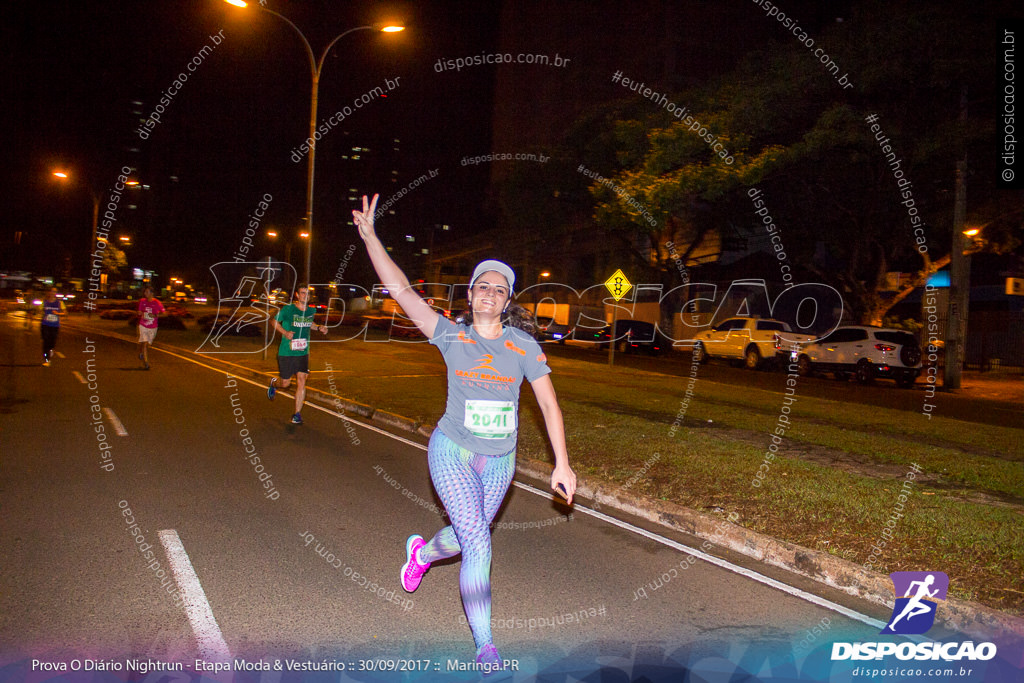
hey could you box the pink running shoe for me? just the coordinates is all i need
[476,644,504,674]
[401,534,430,592]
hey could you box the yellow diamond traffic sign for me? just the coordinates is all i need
[604,269,632,301]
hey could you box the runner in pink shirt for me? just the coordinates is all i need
[137,286,165,370]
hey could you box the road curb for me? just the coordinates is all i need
[306,390,375,419]
[62,320,1024,641]
[372,409,420,432]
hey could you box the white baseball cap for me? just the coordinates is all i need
[471,259,515,293]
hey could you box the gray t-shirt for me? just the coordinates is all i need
[431,317,551,455]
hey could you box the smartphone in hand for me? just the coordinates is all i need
[554,483,570,501]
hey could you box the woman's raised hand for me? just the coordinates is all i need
[352,194,380,241]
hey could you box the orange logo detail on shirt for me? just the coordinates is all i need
[470,354,500,373]
[454,355,515,385]
[536,353,547,363]
[504,339,526,356]
[457,330,477,344]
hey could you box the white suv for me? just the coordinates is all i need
[796,326,922,387]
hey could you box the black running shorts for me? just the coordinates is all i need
[277,353,309,380]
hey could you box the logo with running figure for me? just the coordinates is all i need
[881,571,949,635]
[470,354,500,373]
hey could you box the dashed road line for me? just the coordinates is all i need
[103,407,128,436]
[158,529,232,662]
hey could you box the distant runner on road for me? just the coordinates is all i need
[353,193,577,673]
[136,286,165,370]
[40,288,65,366]
[267,285,328,425]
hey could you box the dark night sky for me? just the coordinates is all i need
[1,0,892,290]
[5,1,511,287]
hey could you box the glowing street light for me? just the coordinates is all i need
[224,0,405,286]
[51,169,103,299]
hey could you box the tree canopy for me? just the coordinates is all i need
[503,1,1023,324]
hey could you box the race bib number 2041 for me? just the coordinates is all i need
[464,400,515,439]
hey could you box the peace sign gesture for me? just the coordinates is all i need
[352,193,380,241]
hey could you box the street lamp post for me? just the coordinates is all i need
[225,1,403,287]
[944,157,969,389]
[53,170,101,315]
[52,171,101,261]
[266,227,309,272]
[944,85,970,390]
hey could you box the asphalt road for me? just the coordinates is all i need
[0,317,1011,681]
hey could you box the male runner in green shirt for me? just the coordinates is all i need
[267,285,327,424]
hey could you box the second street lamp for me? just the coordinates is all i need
[225,1,404,288]
[52,169,101,262]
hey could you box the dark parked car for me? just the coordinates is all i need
[591,319,670,355]
[537,320,574,344]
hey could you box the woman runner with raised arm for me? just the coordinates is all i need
[352,194,577,671]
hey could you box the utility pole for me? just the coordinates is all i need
[944,87,969,390]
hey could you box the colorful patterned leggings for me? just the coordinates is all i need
[418,428,516,649]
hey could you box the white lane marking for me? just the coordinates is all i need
[72,371,86,384]
[103,407,128,436]
[149,345,419,446]
[103,333,886,629]
[158,529,232,662]
[513,479,888,631]
[304,398,425,448]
